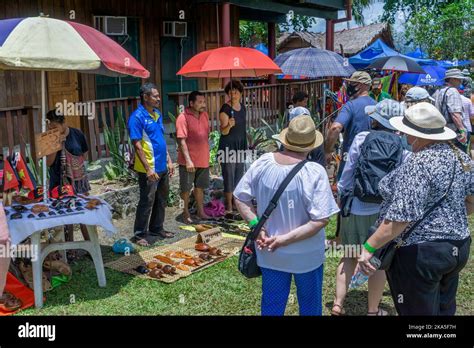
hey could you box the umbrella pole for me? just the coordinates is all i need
[41,70,48,203]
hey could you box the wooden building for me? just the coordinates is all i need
[278,22,394,56]
[0,0,347,161]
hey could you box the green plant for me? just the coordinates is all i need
[261,112,286,138]
[209,130,221,168]
[103,110,136,182]
[86,160,102,172]
[404,0,473,60]
[167,111,178,145]
[247,127,271,152]
[167,184,180,207]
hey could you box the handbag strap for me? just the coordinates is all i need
[398,157,457,245]
[440,87,454,124]
[249,159,308,240]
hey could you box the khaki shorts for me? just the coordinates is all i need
[179,165,209,193]
[339,213,379,246]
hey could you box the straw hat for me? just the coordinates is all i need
[389,102,457,140]
[275,115,323,152]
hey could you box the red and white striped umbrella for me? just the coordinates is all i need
[0,16,150,200]
[0,16,149,77]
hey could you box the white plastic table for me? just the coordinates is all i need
[6,200,117,308]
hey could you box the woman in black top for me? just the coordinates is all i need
[46,109,90,244]
[218,80,248,212]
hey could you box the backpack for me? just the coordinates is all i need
[353,131,403,204]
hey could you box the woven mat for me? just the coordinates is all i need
[105,234,243,283]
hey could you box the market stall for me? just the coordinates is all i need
[4,195,116,308]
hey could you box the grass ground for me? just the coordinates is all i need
[17,216,473,316]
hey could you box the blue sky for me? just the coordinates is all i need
[307,1,408,51]
[311,1,386,31]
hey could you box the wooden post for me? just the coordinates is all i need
[220,2,231,87]
[268,22,276,85]
[26,106,39,164]
[325,19,334,52]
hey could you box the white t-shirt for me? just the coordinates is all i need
[233,153,339,274]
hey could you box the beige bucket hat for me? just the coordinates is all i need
[275,115,323,152]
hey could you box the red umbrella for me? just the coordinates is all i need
[177,46,282,78]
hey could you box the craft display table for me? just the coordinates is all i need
[5,198,116,308]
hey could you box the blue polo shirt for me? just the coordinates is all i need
[128,103,167,174]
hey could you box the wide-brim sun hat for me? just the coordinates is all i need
[389,102,457,140]
[443,68,467,80]
[275,115,323,152]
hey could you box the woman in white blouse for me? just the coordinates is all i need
[234,115,339,316]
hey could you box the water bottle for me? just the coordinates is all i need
[349,256,381,289]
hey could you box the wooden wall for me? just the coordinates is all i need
[0,0,240,110]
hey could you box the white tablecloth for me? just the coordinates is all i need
[5,198,117,245]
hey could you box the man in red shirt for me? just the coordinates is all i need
[176,91,210,223]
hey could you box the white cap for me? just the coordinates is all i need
[405,87,434,102]
[288,106,310,121]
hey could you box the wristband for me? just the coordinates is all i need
[363,241,377,253]
[248,217,259,228]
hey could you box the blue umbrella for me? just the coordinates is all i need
[254,43,268,56]
[274,47,355,79]
[398,65,446,86]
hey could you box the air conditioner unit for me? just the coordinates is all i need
[163,21,187,37]
[105,16,127,35]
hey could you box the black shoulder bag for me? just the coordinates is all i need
[368,160,456,271]
[238,160,308,278]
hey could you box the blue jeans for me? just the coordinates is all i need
[261,265,324,316]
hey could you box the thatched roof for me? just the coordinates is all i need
[277,23,393,56]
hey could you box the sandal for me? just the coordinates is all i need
[367,308,388,316]
[176,213,196,225]
[151,230,175,239]
[331,303,346,316]
[0,292,22,312]
[130,235,150,247]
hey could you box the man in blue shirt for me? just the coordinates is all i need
[128,83,175,246]
[324,71,376,178]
